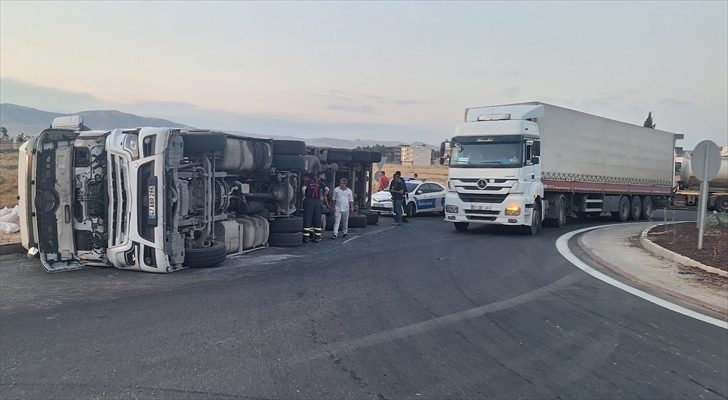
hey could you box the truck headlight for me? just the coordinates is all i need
[445,205,458,213]
[505,205,521,216]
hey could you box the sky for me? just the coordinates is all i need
[1,1,726,149]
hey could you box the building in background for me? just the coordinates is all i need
[382,146,404,164]
[401,145,432,166]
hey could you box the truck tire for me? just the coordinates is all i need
[406,202,417,218]
[350,150,371,163]
[327,148,352,163]
[325,214,337,231]
[270,217,303,233]
[182,133,228,156]
[629,196,642,221]
[348,214,368,228]
[272,155,306,171]
[522,202,541,235]
[268,232,303,247]
[183,242,227,268]
[715,196,728,212]
[359,210,379,225]
[304,155,322,174]
[611,196,630,222]
[370,152,382,163]
[272,140,306,156]
[454,222,469,232]
[545,196,566,228]
[640,196,653,220]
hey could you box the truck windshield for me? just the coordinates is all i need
[449,139,522,168]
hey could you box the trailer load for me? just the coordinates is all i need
[440,102,681,234]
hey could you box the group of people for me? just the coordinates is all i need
[301,171,355,242]
[378,171,410,226]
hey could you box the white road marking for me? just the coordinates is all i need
[342,226,396,244]
[556,225,728,330]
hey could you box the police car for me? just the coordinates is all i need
[370,179,447,216]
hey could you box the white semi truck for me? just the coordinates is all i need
[440,102,681,234]
[18,116,383,273]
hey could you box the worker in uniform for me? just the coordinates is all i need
[301,172,329,243]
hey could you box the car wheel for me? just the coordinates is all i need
[406,202,417,218]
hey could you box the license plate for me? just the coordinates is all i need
[148,185,156,218]
[470,204,491,211]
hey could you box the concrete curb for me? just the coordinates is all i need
[0,242,25,256]
[640,223,728,278]
[576,232,728,316]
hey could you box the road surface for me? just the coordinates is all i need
[1,211,726,399]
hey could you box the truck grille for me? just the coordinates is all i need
[109,155,128,246]
[457,193,508,204]
[465,215,497,221]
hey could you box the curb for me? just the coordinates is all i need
[640,223,728,278]
[0,242,25,256]
[576,232,728,316]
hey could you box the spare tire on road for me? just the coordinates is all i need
[348,213,368,228]
[359,210,379,225]
[268,232,303,248]
[270,217,303,233]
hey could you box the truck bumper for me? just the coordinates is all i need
[443,192,533,227]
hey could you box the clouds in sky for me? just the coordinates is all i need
[1,1,725,148]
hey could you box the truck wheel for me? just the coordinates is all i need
[611,196,630,222]
[326,148,352,163]
[304,155,322,174]
[454,222,469,232]
[359,210,379,225]
[268,232,303,247]
[182,133,228,156]
[640,196,653,220]
[272,155,306,171]
[522,203,541,235]
[629,196,642,221]
[406,202,417,218]
[715,196,728,212]
[183,242,227,268]
[348,214,368,228]
[270,217,303,233]
[272,140,306,156]
[370,152,382,163]
[350,150,371,163]
[545,196,566,228]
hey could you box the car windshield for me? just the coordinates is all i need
[449,139,523,168]
[406,183,419,193]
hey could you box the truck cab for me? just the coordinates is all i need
[441,105,545,234]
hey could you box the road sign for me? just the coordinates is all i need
[691,140,721,250]
[691,140,721,182]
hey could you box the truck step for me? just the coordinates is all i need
[585,199,603,203]
[584,208,603,212]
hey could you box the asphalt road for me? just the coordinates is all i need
[1,210,726,399]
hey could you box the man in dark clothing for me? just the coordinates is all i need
[390,174,406,226]
[302,172,329,242]
[394,171,409,222]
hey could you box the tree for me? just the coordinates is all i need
[643,112,656,129]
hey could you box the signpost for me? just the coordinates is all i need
[691,140,721,249]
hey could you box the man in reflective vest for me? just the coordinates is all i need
[301,172,329,243]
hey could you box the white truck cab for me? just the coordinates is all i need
[442,104,545,234]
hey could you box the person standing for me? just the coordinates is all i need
[302,173,329,243]
[394,171,409,222]
[378,171,390,192]
[390,174,406,226]
[330,178,354,239]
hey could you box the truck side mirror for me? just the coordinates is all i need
[439,140,447,165]
[532,157,540,165]
[533,141,541,157]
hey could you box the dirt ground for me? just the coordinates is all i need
[373,164,449,188]
[648,221,728,272]
[0,152,19,210]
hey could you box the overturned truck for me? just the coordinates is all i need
[18,116,381,273]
